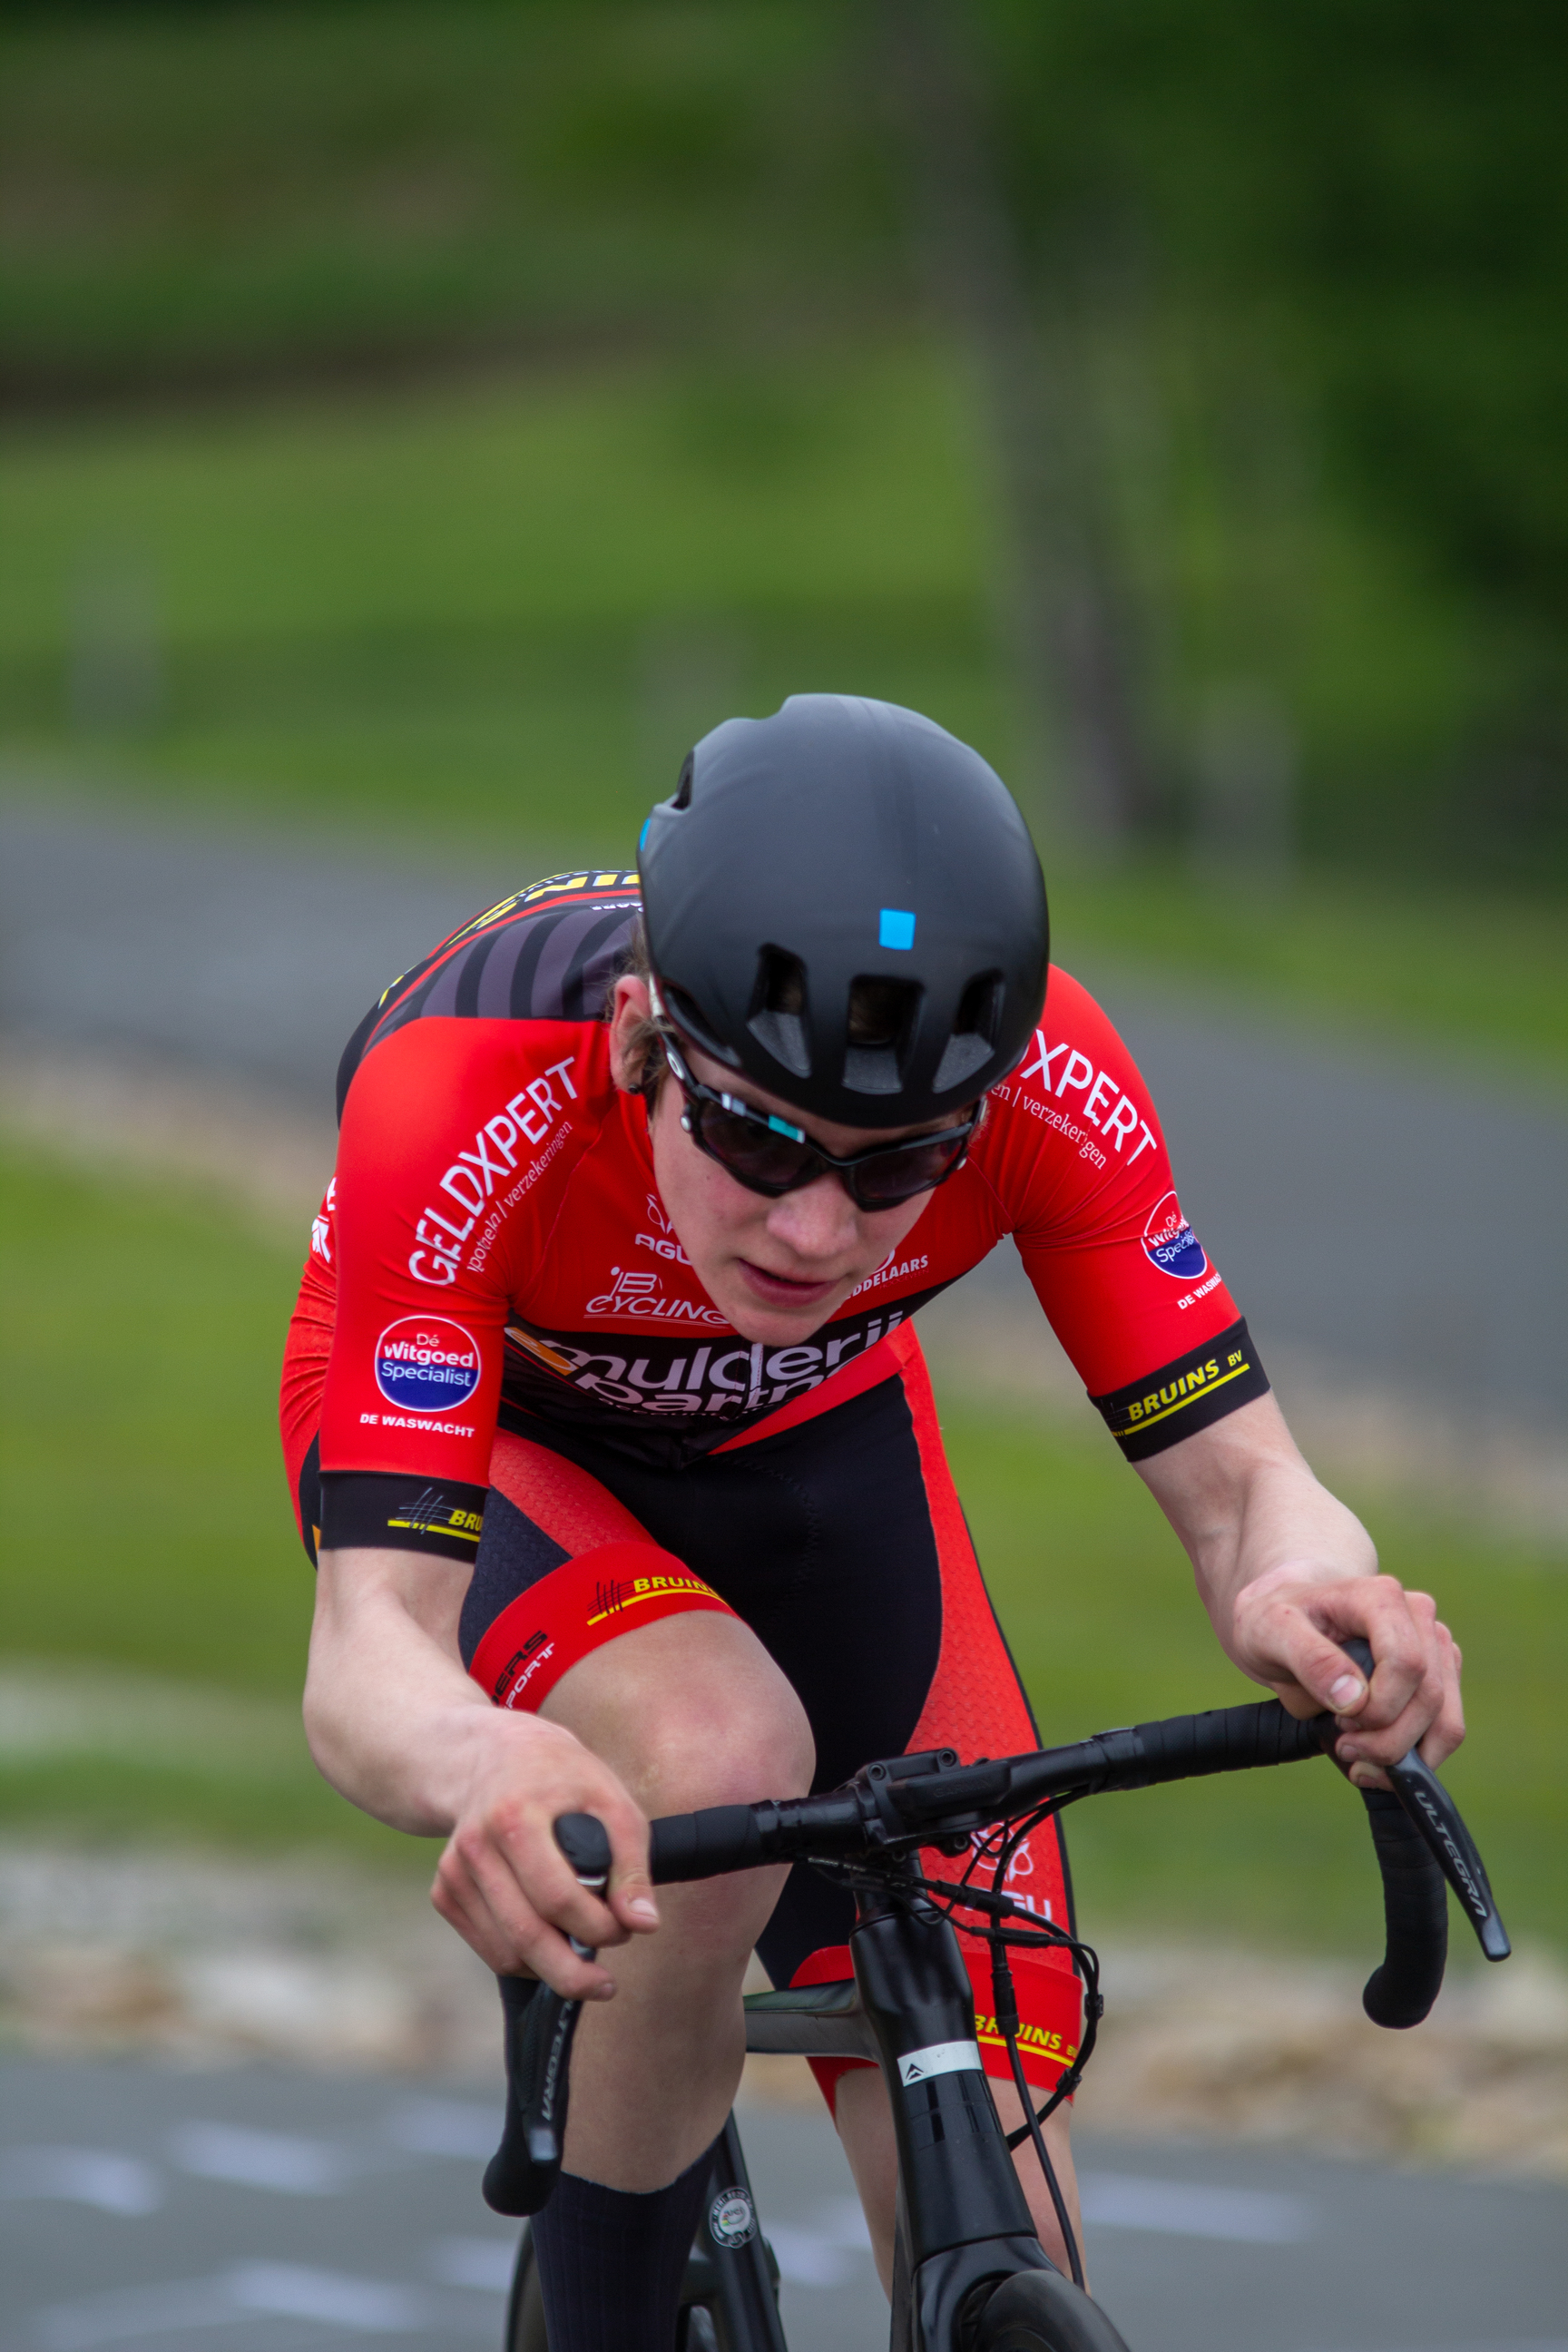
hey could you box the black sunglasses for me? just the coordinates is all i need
[660,1034,977,1210]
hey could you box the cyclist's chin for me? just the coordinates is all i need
[714,1256,853,1339]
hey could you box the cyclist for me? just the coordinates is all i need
[283,695,1462,2348]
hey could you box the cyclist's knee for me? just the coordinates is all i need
[544,1609,814,1812]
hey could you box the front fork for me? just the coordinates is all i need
[850,1874,1055,2349]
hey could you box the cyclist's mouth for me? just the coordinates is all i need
[736,1259,844,1308]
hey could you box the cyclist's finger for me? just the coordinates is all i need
[1345,1619,1465,1774]
[1319,1581,1430,1724]
[1338,1648,1464,1780]
[432,1833,616,1998]
[538,1792,656,1944]
[609,1866,660,1933]
[438,1808,617,1963]
[493,1814,632,1954]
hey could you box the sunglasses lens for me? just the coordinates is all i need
[697,1102,818,1192]
[849,1132,969,1208]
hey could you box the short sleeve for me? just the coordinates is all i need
[973,967,1269,1455]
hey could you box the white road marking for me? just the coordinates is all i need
[385,2098,503,2161]
[1078,2171,1315,2243]
[227,2263,429,2330]
[0,2146,162,2216]
[426,2235,518,2294]
[36,2274,242,2348]
[166,2121,350,2195]
[35,2263,435,2347]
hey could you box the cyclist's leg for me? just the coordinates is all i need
[466,1428,815,2190]
[668,1339,1087,2284]
[487,1359,1084,2281]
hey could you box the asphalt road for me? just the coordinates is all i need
[2,2060,1563,2352]
[2,795,1565,1434]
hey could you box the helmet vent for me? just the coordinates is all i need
[664,981,741,1066]
[933,971,1004,1093]
[671,751,695,811]
[746,946,811,1078]
[843,975,921,1096]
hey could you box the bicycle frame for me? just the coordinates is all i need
[486,1665,1508,2350]
[784,1857,1056,2348]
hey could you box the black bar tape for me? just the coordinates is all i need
[1359,1788,1448,2028]
[1122,1699,1323,1786]
[650,1805,769,1885]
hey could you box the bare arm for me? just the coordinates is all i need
[303,1547,659,1994]
[1136,1392,1465,1781]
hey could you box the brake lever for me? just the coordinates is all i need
[1327,1639,1510,1963]
[482,1812,614,2217]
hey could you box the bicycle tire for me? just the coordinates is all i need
[972,2270,1134,2352]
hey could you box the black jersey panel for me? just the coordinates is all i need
[335,872,641,1112]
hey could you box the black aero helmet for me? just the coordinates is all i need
[638,693,1049,1129]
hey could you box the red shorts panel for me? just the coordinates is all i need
[469,1541,738,1712]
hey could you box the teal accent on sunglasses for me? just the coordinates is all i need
[767,1112,807,1141]
[878,907,916,950]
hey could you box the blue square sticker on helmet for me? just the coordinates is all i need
[878,907,916,950]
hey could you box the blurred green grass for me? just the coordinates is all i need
[3,1132,1561,1952]
[947,1406,1566,1957]
[3,347,1564,1084]
[0,0,881,394]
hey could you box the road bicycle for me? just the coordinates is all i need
[485,1642,1507,2350]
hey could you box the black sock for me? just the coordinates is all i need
[530,2138,717,2352]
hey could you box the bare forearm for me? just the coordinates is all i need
[1135,1392,1463,1772]
[1139,1406,1377,1666]
[303,1545,514,1835]
[303,1545,659,1994]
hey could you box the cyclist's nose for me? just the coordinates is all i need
[764,1169,861,1260]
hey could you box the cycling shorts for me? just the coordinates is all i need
[419,1339,1082,2107]
[289,1328,1081,2102]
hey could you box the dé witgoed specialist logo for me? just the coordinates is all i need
[1141,1190,1209,1282]
[374,1315,483,1413]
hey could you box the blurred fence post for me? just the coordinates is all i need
[871,0,1152,852]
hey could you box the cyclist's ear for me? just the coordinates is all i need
[608,975,659,1095]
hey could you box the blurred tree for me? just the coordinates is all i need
[977,0,1568,869]
[1,0,1564,878]
[873,0,1155,852]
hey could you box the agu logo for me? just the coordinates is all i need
[375,1317,482,1414]
[1142,1191,1208,1282]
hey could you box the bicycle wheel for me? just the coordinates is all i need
[972,2269,1134,2352]
[505,2227,547,2352]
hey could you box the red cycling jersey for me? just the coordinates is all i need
[281,871,1267,1563]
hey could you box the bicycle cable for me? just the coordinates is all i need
[804,1821,1102,2289]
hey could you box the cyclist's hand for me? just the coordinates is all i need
[1230,1565,1465,1788]
[429,1711,661,1998]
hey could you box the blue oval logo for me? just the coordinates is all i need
[1142,1191,1208,1282]
[375,1316,482,1413]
